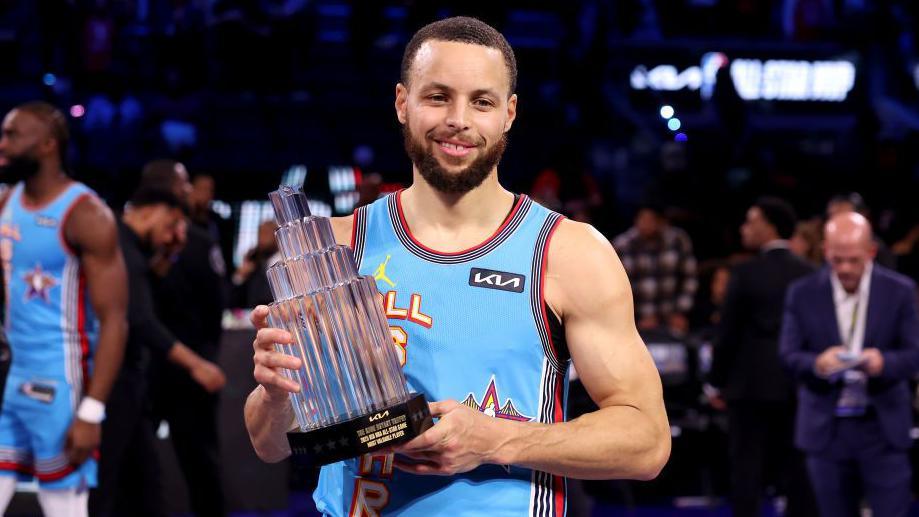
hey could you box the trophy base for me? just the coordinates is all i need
[287,392,433,466]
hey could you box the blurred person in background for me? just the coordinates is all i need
[614,203,697,335]
[790,218,824,267]
[826,193,896,269]
[689,260,731,332]
[141,159,228,517]
[780,212,919,517]
[189,172,234,272]
[231,219,279,308]
[0,101,127,517]
[709,197,816,517]
[94,184,190,517]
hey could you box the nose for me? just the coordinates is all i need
[444,102,470,132]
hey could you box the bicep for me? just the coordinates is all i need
[553,222,664,413]
[71,202,127,318]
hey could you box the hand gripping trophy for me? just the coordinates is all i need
[265,185,432,464]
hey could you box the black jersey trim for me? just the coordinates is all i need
[530,212,566,372]
[351,205,368,270]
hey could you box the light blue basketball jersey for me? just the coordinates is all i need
[314,192,570,517]
[0,181,99,393]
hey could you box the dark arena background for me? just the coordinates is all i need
[2,1,919,516]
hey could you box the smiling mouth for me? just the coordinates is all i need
[435,140,476,157]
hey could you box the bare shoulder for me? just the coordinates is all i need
[330,214,355,247]
[545,219,631,320]
[65,195,118,252]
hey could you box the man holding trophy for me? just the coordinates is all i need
[245,16,670,516]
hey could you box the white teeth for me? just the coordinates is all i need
[440,142,466,151]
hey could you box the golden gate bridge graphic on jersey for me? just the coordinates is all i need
[461,376,532,422]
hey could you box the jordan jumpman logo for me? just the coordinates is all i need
[374,255,396,287]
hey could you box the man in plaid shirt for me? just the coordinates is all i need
[614,204,698,335]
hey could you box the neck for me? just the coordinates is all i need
[23,162,69,204]
[403,167,513,232]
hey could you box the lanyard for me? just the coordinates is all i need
[845,295,860,352]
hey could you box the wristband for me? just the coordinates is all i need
[77,397,106,424]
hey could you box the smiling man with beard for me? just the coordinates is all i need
[245,17,670,516]
[0,101,127,517]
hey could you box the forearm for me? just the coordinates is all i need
[782,350,819,377]
[493,405,670,480]
[84,314,127,403]
[167,342,205,372]
[244,385,295,462]
[881,348,919,380]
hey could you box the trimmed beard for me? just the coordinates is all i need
[0,153,40,184]
[402,122,507,195]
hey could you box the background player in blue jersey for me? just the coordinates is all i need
[0,102,128,516]
[245,17,670,516]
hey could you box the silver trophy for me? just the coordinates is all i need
[265,185,431,464]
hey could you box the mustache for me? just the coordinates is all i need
[426,131,483,147]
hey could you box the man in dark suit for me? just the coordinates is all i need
[780,212,919,517]
[710,197,816,517]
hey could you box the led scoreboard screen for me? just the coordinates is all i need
[623,45,861,114]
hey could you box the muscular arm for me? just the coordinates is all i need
[496,221,669,479]
[398,220,670,480]
[66,197,128,405]
[244,214,353,461]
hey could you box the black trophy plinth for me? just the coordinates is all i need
[287,393,433,465]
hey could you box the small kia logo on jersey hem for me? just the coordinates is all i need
[468,268,525,293]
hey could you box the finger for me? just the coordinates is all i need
[71,448,90,466]
[428,400,458,417]
[393,458,448,476]
[398,424,446,453]
[254,349,302,370]
[395,449,437,461]
[254,367,301,393]
[254,328,294,351]
[251,305,270,328]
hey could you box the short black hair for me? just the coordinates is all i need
[636,201,667,218]
[14,101,69,166]
[129,184,184,210]
[753,196,797,239]
[141,159,181,185]
[401,16,517,95]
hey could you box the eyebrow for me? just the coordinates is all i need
[421,82,502,99]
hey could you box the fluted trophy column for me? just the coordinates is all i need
[265,185,432,464]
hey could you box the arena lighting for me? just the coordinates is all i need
[660,105,675,119]
[210,200,232,220]
[306,199,332,217]
[328,165,357,194]
[631,54,855,102]
[69,105,85,118]
[42,73,56,87]
[281,165,307,188]
[334,192,360,214]
[667,118,682,131]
